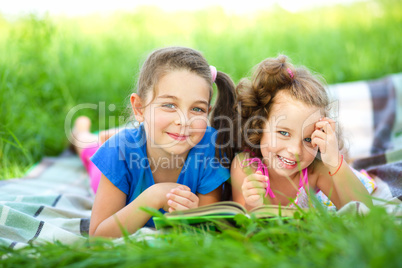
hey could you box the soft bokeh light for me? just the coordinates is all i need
[1,0,363,16]
[1,0,400,179]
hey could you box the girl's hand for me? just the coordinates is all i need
[148,183,186,212]
[166,185,199,213]
[311,117,342,172]
[241,171,268,208]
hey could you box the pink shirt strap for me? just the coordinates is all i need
[241,158,276,198]
[242,157,309,199]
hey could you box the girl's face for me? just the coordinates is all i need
[260,91,322,179]
[137,70,211,158]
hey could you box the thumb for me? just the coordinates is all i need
[178,185,191,191]
[255,170,269,181]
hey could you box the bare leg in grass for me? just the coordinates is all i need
[71,116,119,157]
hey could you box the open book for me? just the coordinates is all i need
[153,201,306,229]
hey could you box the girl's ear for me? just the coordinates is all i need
[130,93,145,122]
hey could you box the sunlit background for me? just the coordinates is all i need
[2,0,362,15]
[1,0,401,178]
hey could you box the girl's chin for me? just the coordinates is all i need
[164,145,191,155]
[274,160,307,176]
[271,167,301,180]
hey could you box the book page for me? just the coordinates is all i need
[164,201,248,218]
[250,205,305,218]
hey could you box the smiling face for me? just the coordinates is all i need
[136,70,211,158]
[260,91,322,179]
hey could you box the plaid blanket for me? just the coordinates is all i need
[1,73,401,248]
[328,73,402,213]
[0,153,160,249]
[0,154,94,249]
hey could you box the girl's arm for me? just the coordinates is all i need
[230,154,267,210]
[198,186,221,206]
[166,184,222,212]
[231,154,247,207]
[315,160,373,209]
[312,118,373,209]
[89,174,183,238]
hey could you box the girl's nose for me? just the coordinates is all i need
[287,139,302,157]
[174,110,190,126]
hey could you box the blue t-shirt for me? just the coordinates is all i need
[91,124,230,227]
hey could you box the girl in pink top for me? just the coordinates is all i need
[231,55,375,211]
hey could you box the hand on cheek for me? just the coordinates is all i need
[166,185,199,212]
[311,117,341,169]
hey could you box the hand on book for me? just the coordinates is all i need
[242,170,268,208]
[166,185,199,213]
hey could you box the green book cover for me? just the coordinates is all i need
[153,201,304,229]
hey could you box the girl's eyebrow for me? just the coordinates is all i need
[276,126,292,131]
[157,94,178,100]
[157,95,208,106]
[193,100,209,106]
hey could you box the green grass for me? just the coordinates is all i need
[0,206,401,267]
[0,1,402,264]
[1,0,402,179]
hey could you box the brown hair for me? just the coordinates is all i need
[235,55,343,158]
[135,46,236,165]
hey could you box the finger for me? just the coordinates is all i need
[169,189,198,203]
[312,129,326,141]
[311,131,325,149]
[247,195,264,203]
[313,124,339,149]
[243,188,266,197]
[176,185,191,192]
[312,137,326,153]
[324,117,336,130]
[243,180,267,190]
[242,180,267,189]
[167,193,197,208]
[247,173,268,183]
[315,121,335,135]
[319,117,335,123]
[168,199,192,211]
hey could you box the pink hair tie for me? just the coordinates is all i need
[287,68,294,79]
[210,65,217,83]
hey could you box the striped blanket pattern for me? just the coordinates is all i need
[1,73,401,248]
[0,155,93,249]
[328,73,402,207]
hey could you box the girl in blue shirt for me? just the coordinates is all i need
[71,47,236,237]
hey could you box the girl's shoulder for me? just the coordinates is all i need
[306,160,329,185]
[231,152,260,172]
[96,126,147,158]
[112,125,146,144]
[308,160,332,174]
[197,126,217,145]
[188,126,218,155]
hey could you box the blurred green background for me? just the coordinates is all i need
[1,0,401,179]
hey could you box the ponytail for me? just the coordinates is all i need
[210,71,237,168]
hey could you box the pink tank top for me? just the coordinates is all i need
[242,157,308,205]
[242,154,377,209]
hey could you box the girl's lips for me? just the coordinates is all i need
[277,155,298,169]
[167,132,189,141]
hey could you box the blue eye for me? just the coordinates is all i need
[304,137,312,143]
[279,131,289,137]
[192,107,205,113]
[162,103,175,109]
